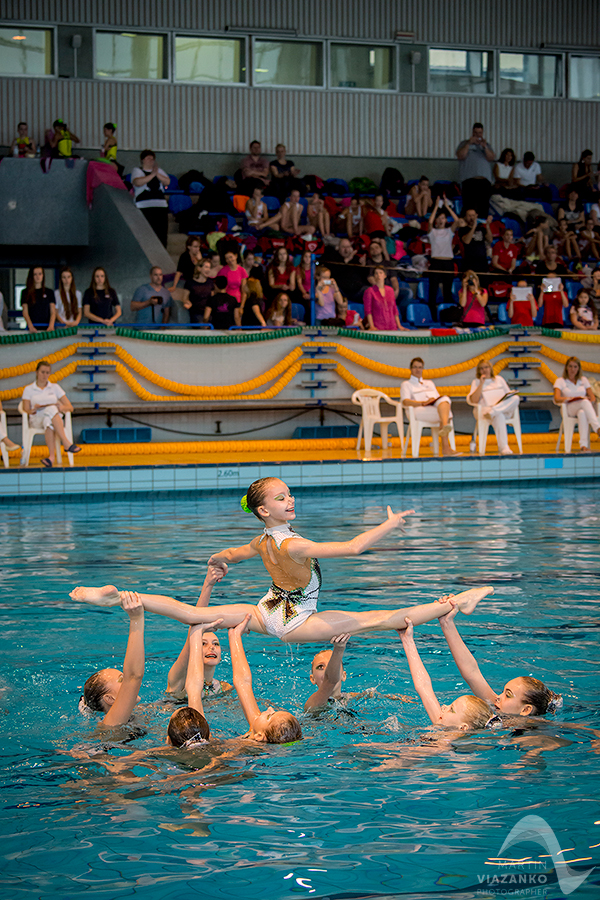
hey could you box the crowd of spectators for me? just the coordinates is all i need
[6,121,600,333]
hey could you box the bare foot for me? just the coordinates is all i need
[70,585,121,607]
[453,586,494,615]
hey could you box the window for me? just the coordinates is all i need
[330,44,395,90]
[253,40,322,87]
[175,36,244,84]
[500,52,561,97]
[0,26,53,76]
[569,56,600,100]
[95,31,165,80]
[429,48,492,94]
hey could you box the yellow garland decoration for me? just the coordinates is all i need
[558,331,600,344]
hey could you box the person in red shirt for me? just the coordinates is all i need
[491,228,520,280]
[537,277,568,329]
[508,281,537,326]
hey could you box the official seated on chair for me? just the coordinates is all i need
[21,360,81,468]
[399,357,460,457]
[553,356,600,453]
[466,359,522,455]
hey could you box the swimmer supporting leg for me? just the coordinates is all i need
[70,585,493,644]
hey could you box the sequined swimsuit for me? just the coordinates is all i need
[256,524,321,639]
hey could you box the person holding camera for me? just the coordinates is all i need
[455,123,495,218]
[458,271,488,326]
[130,266,173,325]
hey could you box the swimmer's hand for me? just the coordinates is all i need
[397,617,414,643]
[190,618,224,637]
[120,590,143,618]
[206,564,226,585]
[438,599,459,628]
[230,612,252,637]
[331,633,351,648]
[386,506,415,532]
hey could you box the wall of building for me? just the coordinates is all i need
[1,0,599,163]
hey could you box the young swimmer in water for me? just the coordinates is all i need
[438,602,562,716]
[305,634,353,710]
[166,566,232,700]
[81,591,145,727]
[229,613,302,743]
[398,616,491,730]
[167,619,223,748]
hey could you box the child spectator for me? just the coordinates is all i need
[49,119,80,158]
[458,271,488,325]
[205,275,239,329]
[537,276,568,329]
[280,189,314,236]
[426,196,460,319]
[100,122,119,168]
[218,250,247,308]
[20,266,56,333]
[245,187,269,232]
[267,247,296,301]
[553,218,580,261]
[243,250,266,288]
[577,219,600,261]
[10,121,36,157]
[307,192,331,237]
[508,281,537,326]
[266,291,293,328]
[491,227,520,279]
[569,289,598,331]
[315,266,343,324]
[54,267,82,328]
[241,278,267,327]
[364,193,393,237]
[405,177,432,218]
[340,195,364,237]
[295,250,313,308]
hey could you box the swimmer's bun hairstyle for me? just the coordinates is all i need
[243,477,279,521]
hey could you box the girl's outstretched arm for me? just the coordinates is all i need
[208,537,261,569]
[438,603,496,702]
[288,506,415,562]
[304,634,350,711]
[228,614,260,727]
[186,620,223,714]
[398,618,442,725]
[103,592,145,728]
[167,566,225,693]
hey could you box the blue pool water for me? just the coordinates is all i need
[1,483,599,899]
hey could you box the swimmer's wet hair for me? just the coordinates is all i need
[264,713,302,744]
[463,695,492,729]
[83,671,110,712]
[243,476,280,521]
[518,677,562,715]
[168,707,210,747]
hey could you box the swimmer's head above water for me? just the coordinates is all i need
[167,706,210,747]
[495,676,562,717]
[248,707,302,744]
[82,667,140,713]
[241,478,295,526]
[311,649,347,693]
[438,695,491,730]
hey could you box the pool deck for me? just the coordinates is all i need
[1,435,599,501]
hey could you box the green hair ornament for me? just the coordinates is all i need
[240,494,251,513]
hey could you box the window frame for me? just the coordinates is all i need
[427,44,495,96]
[567,52,600,101]
[250,34,325,90]
[0,22,57,79]
[327,39,398,93]
[93,26,170,83]
[498,49,564,99]
[172,32,247,86]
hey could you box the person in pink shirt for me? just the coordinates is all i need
[363,267,407,331]
[218,250,247,308]
[458,270,488,325]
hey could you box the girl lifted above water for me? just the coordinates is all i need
[71,477,493,644]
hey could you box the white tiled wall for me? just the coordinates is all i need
[0,454,598,501]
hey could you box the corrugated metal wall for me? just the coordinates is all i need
[2,0,599,160]
[3,0,600,45]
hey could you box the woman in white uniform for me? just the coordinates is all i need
[553,356,600,452]
[467,359,520,455]
[22,360,81,467]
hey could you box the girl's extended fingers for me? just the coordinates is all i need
[207,618,224,631]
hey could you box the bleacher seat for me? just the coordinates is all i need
[565,281,579,301]
[169,195,193,216]
[264,196,280,213]
[406,303,435,327]
[497,303,510,324]
[348,302,365,318]
[166,174,182,194]
[189,181,205,194]
[501,216,523,238]
[416,281,429,300]
[291,303,305,321]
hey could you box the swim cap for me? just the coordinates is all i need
[240,494,251,513]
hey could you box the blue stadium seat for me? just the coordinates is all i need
[406,303,434,327]
[501,216,523,238]
[497,303,510,324]
[324,178,350,196]
[416,280,429,300]
[189,181,205,194]
[451,277,462,302]
[169,195,193,215]
[563,305,572,326]
[291,303,305,321]
[534,305,545,326]
[264,196,280,213]
[348,301,365,318]
[166,174,183,194]
[565,281,579,301]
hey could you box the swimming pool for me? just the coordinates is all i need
[1,483,599,899]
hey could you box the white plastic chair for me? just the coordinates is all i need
[351,389,405,454]
[0,411,9,468]
[555,400,600,452]
[467,399,523,455]
[18,401,74,467]
[402,404,456,458]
